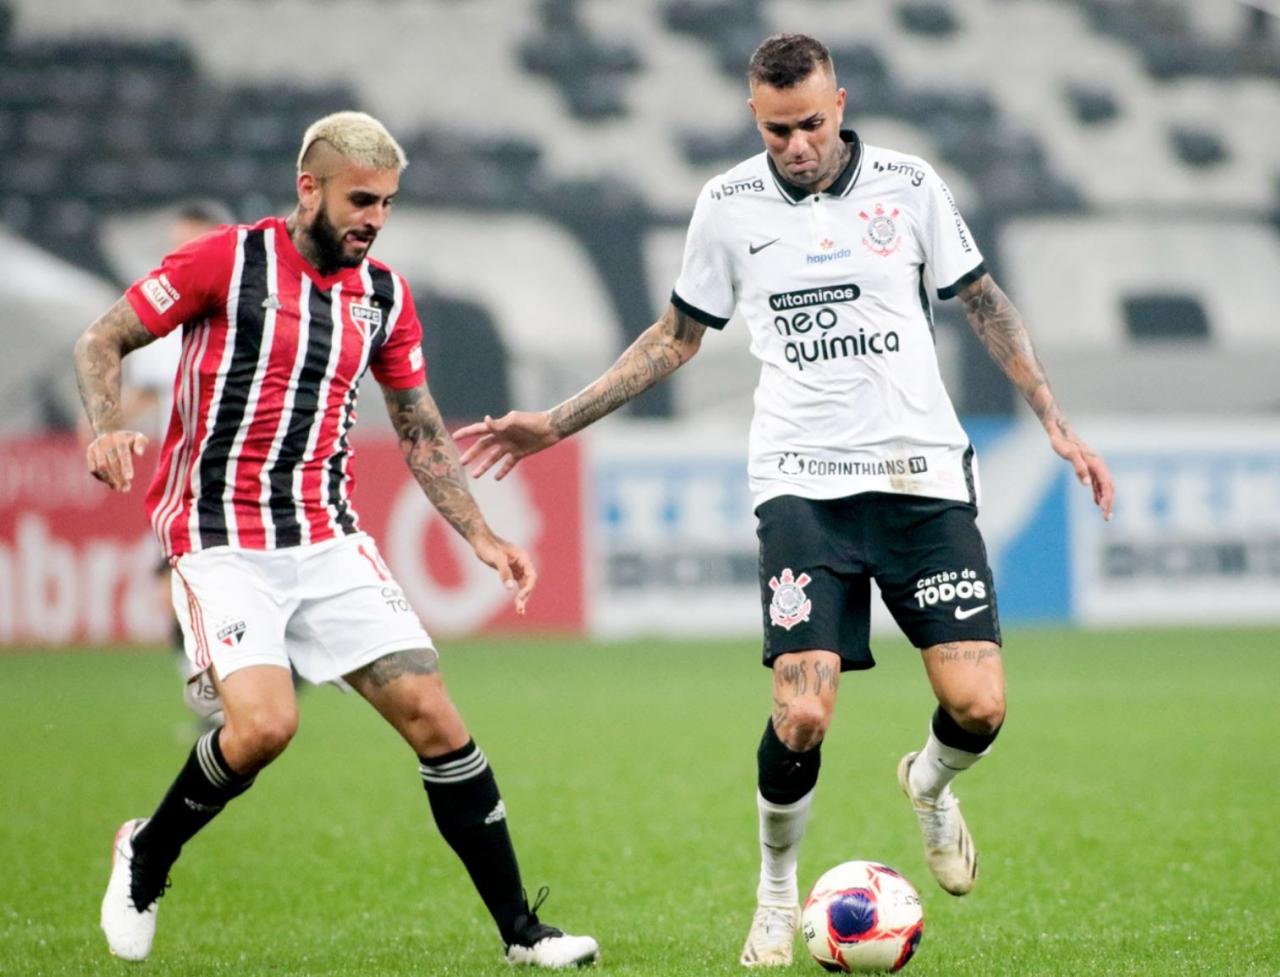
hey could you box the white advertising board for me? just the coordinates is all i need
[1071,419,1280,625]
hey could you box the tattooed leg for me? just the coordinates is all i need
[769,650,841,751]
[345,647,468,756]
[920,640,1005,735]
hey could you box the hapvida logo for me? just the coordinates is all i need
[806,247,852,265]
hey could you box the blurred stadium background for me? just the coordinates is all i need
[0,0,1277,645]
[2,3,1279,975]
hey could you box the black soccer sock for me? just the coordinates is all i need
[757,717,822,805]
[932,705,1002,754]
[132,727,256,869]
[419,740,527,943]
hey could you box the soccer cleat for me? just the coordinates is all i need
[897,751,978,896]
[739,904,800,967]
[503,888,599,968]
[100,818,170,960]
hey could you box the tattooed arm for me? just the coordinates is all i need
[454,303,706,480]
[382,382,537,610]
[73,297,159,492]
[958,273,1114,518]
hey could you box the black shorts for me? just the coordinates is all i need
[756,492,1001,671]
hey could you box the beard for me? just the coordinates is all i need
[309,202,368,272]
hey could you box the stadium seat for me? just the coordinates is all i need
[0,0,1274,422]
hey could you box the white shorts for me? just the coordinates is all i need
[170,533,433,686]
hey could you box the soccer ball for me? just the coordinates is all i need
[801,861,924,973]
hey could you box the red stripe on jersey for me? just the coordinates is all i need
[300,278,366,542]
[225,228,312,550]
[138,217,425,556]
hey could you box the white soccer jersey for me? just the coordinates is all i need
[672,131,986,508]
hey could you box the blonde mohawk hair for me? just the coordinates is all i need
[297,111,408,174]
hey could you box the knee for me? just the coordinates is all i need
[399,699,465,758]
[774,698,832,751]
[947,691,1006,735]
[226,709,298,768]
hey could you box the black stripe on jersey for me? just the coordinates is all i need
[937,262,987,301]
[962,443,976,507]
[367,265,396,355]
[196,229,268,548]
[268,282,336,547]
[671,290,729,330]
[326,385,359,536]
[917,267,935,344]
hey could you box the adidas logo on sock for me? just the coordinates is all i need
[484,800,507,825]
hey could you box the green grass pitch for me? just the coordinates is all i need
[1,627,1277,976]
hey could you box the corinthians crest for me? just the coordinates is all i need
[859,203,901,257]
[768,568,812,630]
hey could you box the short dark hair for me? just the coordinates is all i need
[747,33,833,89]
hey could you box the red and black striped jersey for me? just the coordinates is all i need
[124,216,426,557]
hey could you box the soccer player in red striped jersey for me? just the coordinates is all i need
[74,111,598,968]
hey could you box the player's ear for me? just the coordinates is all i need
[297,171,321,207]
[835,87,847,115]
[748,97,758,120]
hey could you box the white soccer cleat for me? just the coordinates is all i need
[504,930,600,968]
[897,751,979,896]
[739,904,799,967]
[100,818,163,961]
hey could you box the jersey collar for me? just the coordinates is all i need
[272,216,368,289]
[766,129,864,205]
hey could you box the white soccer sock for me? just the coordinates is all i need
[755,789,814,906]
[907,729,987,802]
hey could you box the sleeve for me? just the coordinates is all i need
[670,183,736,329]
[370,275,427,390]
[124,227,238,337]
[920,164,986,300]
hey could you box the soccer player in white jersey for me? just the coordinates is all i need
[456,34,1114,967]
[74,111,598,969]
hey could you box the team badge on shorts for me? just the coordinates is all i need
[215,619,247,646]
[768,568,812,630]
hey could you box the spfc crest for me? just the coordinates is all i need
[768,568,812,630]
[216,620,247,646]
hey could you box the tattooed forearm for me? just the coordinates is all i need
[73,298,157,436]
[549,305,705,438]
[959,274,1067,435]
[383,383,487,542]
[352,647,440,688]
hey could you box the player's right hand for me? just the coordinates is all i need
[86,430,149,492]
[453,411,558,481]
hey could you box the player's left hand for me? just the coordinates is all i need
[86,430,149,492]
[472,533,538,613]
[1049,425,1114,520]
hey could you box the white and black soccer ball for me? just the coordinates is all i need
[801,861,924,973]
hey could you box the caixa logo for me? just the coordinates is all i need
[711,177,765,199]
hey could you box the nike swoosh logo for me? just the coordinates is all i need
[748,238,780,255]
[954,604,989,620]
